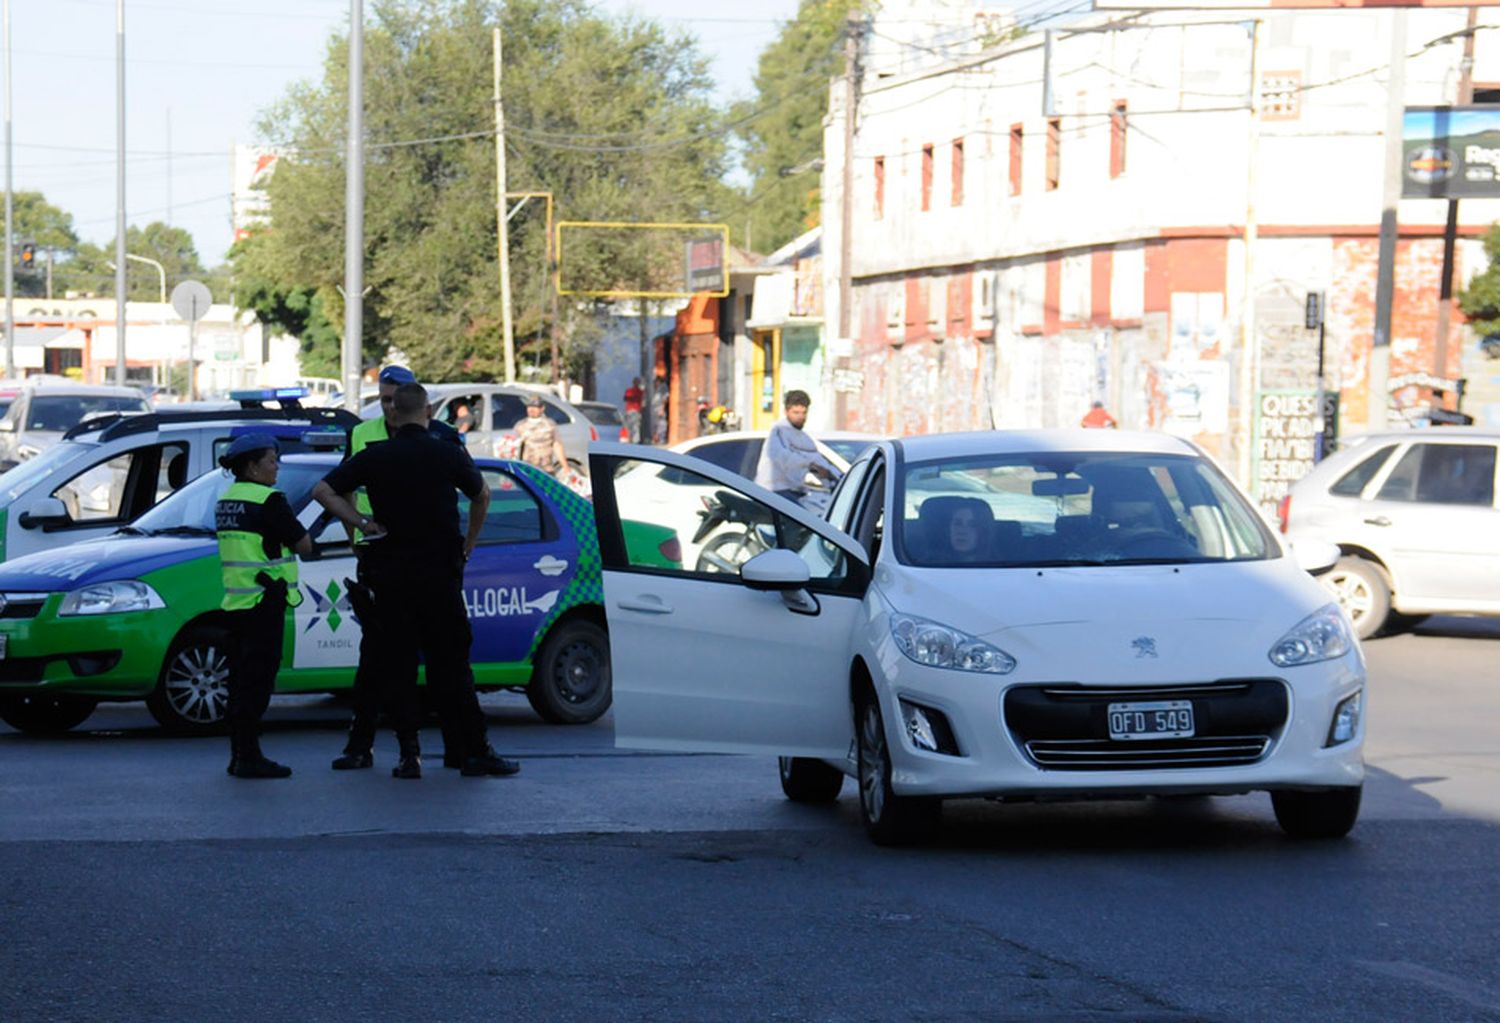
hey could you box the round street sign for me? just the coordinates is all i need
[170,280,213,323]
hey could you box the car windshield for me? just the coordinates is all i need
[580,404,622,426]
[27,394,147,432]
[0,441,91,502]
[132,461,328,533]
[824,438,877,463]
[897,451,1273,568]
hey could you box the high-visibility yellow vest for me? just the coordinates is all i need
[348,417,388,544]
[216,481,303,612]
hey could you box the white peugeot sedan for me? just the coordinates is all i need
[589,431,1366,846]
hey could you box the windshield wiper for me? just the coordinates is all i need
[151,525,216,536]
[113,525,151,536]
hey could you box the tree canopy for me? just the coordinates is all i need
[237,0,732,381]
[1459,225,1500,336]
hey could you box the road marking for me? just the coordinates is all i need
[1356,960,1500,1014]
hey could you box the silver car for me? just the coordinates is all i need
[1281,427,1500,638]
[0,382,151,471]
[360,382,595,475]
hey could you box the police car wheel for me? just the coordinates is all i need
[778,757,843,803]
[856,695,939,847]
[148,626,232,733]
[0,694,98,734]
[526,620,611,725]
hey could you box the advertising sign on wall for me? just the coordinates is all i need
[1253,390,1319,520]
[1402,107,1500,199]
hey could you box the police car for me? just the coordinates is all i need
[0,453,680,734]
[0,389,356,565]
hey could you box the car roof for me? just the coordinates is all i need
[1335,427,1500,444]
[893,429,1201,461]
[22,383,146,397]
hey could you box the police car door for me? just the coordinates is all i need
[588,443,865,757]
[461,467,571,666]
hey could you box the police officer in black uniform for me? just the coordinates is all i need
[311,383,520,779]
[215,434,313,779]
[330,364,467,771]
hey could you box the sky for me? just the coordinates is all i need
[9,0,800,271]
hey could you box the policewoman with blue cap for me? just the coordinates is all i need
[215,433,313,779]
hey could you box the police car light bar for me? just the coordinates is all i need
[229,387,310,402]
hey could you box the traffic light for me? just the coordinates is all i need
[18,242,35,271]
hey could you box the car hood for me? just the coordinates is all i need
[0,534,214,591]
[875,559,1334,678]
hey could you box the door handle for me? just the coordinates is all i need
[1363,516,1392,527]
[617,596,674,615]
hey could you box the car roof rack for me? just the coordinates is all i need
[63,404,360,442]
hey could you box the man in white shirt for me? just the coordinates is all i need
[754,389,840,504]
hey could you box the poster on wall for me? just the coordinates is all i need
[1157,360,1230,437]
[1402,107,1500,199]
[1253,390,1319,520]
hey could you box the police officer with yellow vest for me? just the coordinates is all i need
[215,434,313,779]
[331,365,466,771]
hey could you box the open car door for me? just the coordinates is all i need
[590,442,868,757]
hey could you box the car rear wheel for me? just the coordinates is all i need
[148,626,232,733]
[856,696,939,846]
[526,619,611,724]
[778,756,844,803]
[1271,785,1362,839]
[1323,557,1391,640]
[0,694,98,734]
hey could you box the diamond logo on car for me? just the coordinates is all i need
[1132,636,1158,658]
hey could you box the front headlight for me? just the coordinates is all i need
[890,613,1016,674]
[57,580,165,616]
[1269,603,1352,667]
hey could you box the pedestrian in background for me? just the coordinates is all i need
[1081,401,1118,428]
[215,434,312,780]
[514,394,568,477]
[754,389,840,505]
[650,375,668,445]
[313,383,520,779]
[622,377,644,443]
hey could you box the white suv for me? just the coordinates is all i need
[1281,427,1500,638]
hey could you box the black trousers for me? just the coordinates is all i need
[363,553,489,760]
[224,593,287,737]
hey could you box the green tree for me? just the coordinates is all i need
[1459,224,1500,335]
[729,0,861,254]
[57,222,209,302]
[239,0,731,382]
[9,191,80,298]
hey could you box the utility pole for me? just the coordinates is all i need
[1434,6,1477,405]
[114,0,127,386]
[166,107,172,227]
[494,27,516,384]
[835,11,860,430]
[1369,10,1407,431]
[4,0,14,381]
[342,0,364,412]
[1236,19,1262,489]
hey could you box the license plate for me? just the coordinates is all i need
[1107,700,1194,740]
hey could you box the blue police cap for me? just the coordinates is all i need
[221,433,279,463]
[378,365,416,386]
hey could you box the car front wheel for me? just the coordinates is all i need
[1324,557,1391,640]
[526,619,611,724]
[0,694,98,734]
[856,696,939,846]
[1271,785,1362,839]
[147,626,232,733]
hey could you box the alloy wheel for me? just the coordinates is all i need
[163,643,230,725]
[858,702,888,824]
[1326,569,1373,623]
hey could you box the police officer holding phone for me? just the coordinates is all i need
[215,434,313,779]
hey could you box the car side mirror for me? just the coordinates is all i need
[1289,538,1340,577]
[18,496,70,529]
[740,548,811,591]
[0,419,16,432]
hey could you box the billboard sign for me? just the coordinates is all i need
[685,236,725,294]
[1403,107,1500,198]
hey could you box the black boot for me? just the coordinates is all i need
[460,744,521,777]
[331,749,374,770]
[230,731,292,779]
[392,732,421,780]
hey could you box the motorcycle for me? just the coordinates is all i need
[692,488,776,573]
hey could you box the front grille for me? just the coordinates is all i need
[1005,679,1288,772]
[0,594,47,620]
[1025,736,1270,770]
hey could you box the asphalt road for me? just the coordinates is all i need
[3,617,1499,1023]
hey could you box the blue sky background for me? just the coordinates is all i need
[12,0,798,265]
[1403,107,1500,141]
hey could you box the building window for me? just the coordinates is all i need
[921,143,934,211]
[951,137,965,206]
[1045,117,1060,191]
[1260,71,1301,121]
[1109,101,1127,179]
[874,156,885,219]
[1009,123,1023,196]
